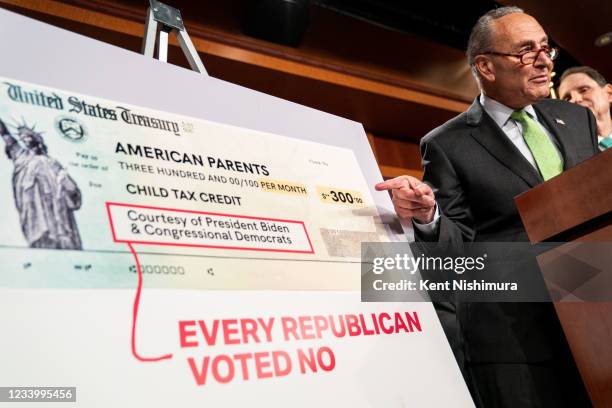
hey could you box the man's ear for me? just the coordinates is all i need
[474,55,495,82]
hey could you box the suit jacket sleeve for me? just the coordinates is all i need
[417,136,475,244]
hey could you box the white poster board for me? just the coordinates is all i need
[0,7,472,407]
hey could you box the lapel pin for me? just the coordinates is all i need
[555,118,566,125]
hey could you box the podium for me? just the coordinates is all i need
[515,148,612,407]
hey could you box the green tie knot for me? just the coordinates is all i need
[510,109,562,181]
[510,109,530,124]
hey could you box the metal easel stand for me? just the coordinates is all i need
[141,0,208,75]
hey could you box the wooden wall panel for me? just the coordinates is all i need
[0,0,459,179]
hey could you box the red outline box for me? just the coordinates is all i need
[106,202,315,254]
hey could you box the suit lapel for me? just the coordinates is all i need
[533,103,576,169]
[467,99,543,187]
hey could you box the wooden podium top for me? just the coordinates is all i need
[515,148,612,243]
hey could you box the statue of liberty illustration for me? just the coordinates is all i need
[0,116,82,249]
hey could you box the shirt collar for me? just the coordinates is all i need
[598,134,612,142]
[479,93,538,127]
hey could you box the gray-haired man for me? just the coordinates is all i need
[377,7,596,407]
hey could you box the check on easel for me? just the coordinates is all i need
[0,76,389,291]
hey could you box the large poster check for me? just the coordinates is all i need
[0,8,472,407]
[0,76,387,291]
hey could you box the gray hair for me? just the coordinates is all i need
[467,6,524,81]
[560,66,608,87]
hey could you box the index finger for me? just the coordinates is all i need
[374,176,410,191]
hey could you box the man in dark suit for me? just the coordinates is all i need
[376,6,597,408]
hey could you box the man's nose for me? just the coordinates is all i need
[569,91,582,103]
[533,49,553,69]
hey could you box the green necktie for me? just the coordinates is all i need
[510,110,563,181]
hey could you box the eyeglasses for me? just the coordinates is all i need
[481,46,559,65]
